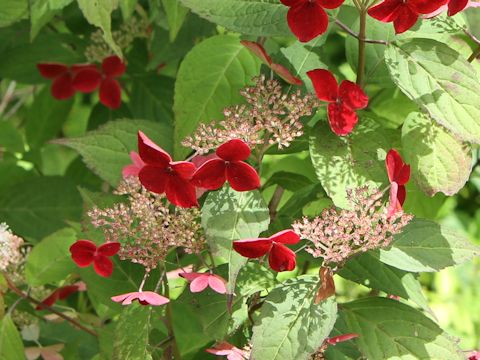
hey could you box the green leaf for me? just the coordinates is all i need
[378,219,480,272]
[385,38,480,144]
[0,176,82,241]
[25,228,77,286]
[112,304,153,360]
[173,34,261,157]
[309,118,395,209]
[119,0,137,19]
[0,316,24,360]
[0,0,28,27]
[0,122,24,153]
[179,0,290,36]
[201,186,270,293]
[55,119,173,187]
[76,0,121,56]
[162,0,189,42]
[264,171,313,192]
[251,276,337,360]
[26,87,74,149]
[30,0,74,40]
[402,111,472,196]
[0,161,30,193]
[334,297,464,359]
[339,252,431,313]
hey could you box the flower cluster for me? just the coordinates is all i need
[182,75,317,153]
[88,177,206,271]
[293,187,413,268]
[85,16,149,63]
[0,223,24,272]
[37,55,126,109]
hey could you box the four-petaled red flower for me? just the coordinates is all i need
[179,272,227,294]
[368,0,448,34]
[280,0,345,42]
[69,240,120,277]
[36,282,86,310]
[191,139,261,192]
[241,40,302,85]
[307,69,368,136]
[385,149,411,217]
[233,230,300,272]
[137,131,198,208]
[37,63,98,100]
[111,291,170,306]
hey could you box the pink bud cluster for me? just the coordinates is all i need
[88,177,205,271]
[293,187,413,268]
[0,223,24,272]
[182,75,317,154]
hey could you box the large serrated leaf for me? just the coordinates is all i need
[402,112,472,196]
[385,38,480,144]
[173,34,261,158]
[377,219,480,272]
[179,0,290,37]
[251,276,337,360]
[334,297,464,359]
[0,316,25,360]
[55,119,173,186]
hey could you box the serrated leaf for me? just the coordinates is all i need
[309,118,395,209]
[251,276,337,360]
[173,34,261,157]
[0,176,82,241]
[112,304,153,360]
[0,316,24,360]
[77,0,121,56]
[30,0,73,40]
[25,228,77,286]
[162,0,189,42]
[201,186,270,293]
[0,0,28,27]
[334,297,464,359]
[56,119,173,186]
[378,219,480,272]
[179,0,290,36]
[339,252,431,313]
[385,38,480,144]
[402,111,472,196]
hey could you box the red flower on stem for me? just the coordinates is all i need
[137,131,198,208]
[280,0,345,42]
[368,0,447,34]
[36,282,86,310]
[69,240,120,277]
[241,40,302,85]
[307,69,368,136]
[191,139,260,192]
[385,149,411,217]
[233,230,300,272]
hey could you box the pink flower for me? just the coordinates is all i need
[111,291,170,306]
[25,344,64,360]
[122,151,145,178]
[326,333,359,345]
[205,342,246,360]
[469,351,480,360]
[179,272,227,294]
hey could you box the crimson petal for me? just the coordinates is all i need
[339,80,369,110]
[392,6,419,34]
[367,0,403,22]
[165,176,199,208]
[226,161,261,191]
[192,159,227,190]
[72,68,102,93]
[269,243,297,272]
[216,139,251,161]
[37,63,68,79]
[70,240,96,267]
[307,69,338,103]
[327,102,359,136]
[51,73,75,100]
[286,1,329,42]
[269,229,301,245]
[170,161,196,180]
[410,0,448,14]
[240,40,272,66]
[270,63,303,86]
[139,165,169,194]
[138,131,172,166]
[93,255,114,277]
[102,55,126,77]
[447,0,469,16]
[97,242,121,256]
[233,238,272,258]
[317,0,345,9]
[99,77,122,109]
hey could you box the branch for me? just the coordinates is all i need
[268,185,285,222]
[334,19,389,46]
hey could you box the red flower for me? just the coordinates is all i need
[36,282,86,310]
[137,131,198,208]
[73,55,126,109]
[385,149,411,217]
[307,69,368,136]
[241,40,302,85]
[233,230,300,272]
[191,139,260,192]
[280,0,345,42]
[37,63,98,100]
[326,333,359,346]
[122,151,146,179]
[69,240,120,277]
[368,0,447,34]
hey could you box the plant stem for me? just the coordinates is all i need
[334,19,388,45]
[468,45,480,63]
[356,8,368,86]
[163,274,182,360]
[268,185,285,222]
[3,275,97,337]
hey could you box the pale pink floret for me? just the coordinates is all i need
[25,344,64,360]
[111,291,169,306]
[122,151,145,178]
[206,342,246,360]
[179,272,227,294]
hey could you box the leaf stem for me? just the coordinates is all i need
[333,19,388,45]
[268,185,285,222]
[468,45,480,63]
[356,8,368,87]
